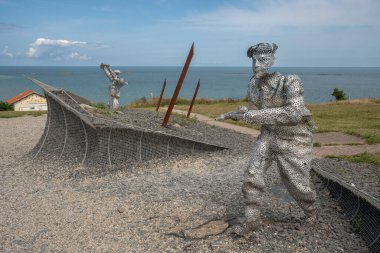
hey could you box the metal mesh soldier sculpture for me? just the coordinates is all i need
[217,43,317,235]
[100,63,127,110]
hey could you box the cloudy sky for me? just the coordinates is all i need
[0,0,379,66]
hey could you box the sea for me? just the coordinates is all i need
[0,66,379,105]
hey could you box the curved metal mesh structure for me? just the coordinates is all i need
[313,166,380,253]
[28,78,226,168]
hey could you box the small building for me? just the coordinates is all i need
[6,90,47,111]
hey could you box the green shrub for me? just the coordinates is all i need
[0,101,12,111]
[91,102,107,110]
[331,88,348,101]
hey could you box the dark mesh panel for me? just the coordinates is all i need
[82,123,98,166]
[59,107,86,163]
[315,168,380,253]
[140,132,169,160]
[35,97,66,161]
[169,137,196,156]
[29,94,51,157]
[108,128,140,165]
[96,128,112,167]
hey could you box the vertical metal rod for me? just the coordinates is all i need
[80,118,88,165]
[107,128,112,167]
[58,104,68,159]
[33,95,51,159]
[162,42,194,127]
[187,79,200,117]
[156,79,167,111]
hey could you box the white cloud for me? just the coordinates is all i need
[1,46,13,58]
[68,51,90,61]
[26,38,90,61]
[26,38,87,58]
[145,0,378,66]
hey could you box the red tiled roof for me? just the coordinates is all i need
[6,90,35,105]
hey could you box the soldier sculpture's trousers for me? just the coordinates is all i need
[242,126,316,222]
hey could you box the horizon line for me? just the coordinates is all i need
[1,65,380,68]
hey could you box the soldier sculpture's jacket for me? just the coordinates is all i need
[244,72,316,137]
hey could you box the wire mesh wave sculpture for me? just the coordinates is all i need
[28,78,226,168]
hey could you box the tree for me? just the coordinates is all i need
[331,88,347,101]
[0,101,12,111]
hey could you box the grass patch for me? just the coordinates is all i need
[171,112,198,126]
[325,152,380,167]
[87,102,113,115]
[0,111,47,118]
[174,101,262,130]
[173,98,380,135]
[174,101,246,118]
[91,102,107,110]
[127,97,380,143]
[308,99,380,144]
[128,96,247,109]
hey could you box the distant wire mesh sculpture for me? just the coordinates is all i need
[313,165,380,253]
[100,63,127,110]
[28,78,226,168]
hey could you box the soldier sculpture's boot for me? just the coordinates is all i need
[302,205,318,226]
[230,205,261,237]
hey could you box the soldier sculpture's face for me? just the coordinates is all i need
[252,53,275,74]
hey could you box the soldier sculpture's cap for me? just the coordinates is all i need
[247,43,278,58]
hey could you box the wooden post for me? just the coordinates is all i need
[187,79,200,117]
[162,43,194,127]
[156,79,166,111]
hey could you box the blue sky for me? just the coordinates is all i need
[0,0,379,67]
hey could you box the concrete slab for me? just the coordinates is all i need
[162,108,379,158]
[168,109,261,137]
[313,144,380,159]
[313,132,366,145]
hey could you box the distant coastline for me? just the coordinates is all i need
[1,66,379,105]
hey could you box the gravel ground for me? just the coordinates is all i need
[314,158,380,200]
[0,113,371,252]
[91,108,254,150]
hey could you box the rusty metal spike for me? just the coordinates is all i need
[156,79,167,111]
[162,42,194,127]
[187,79,200,117]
